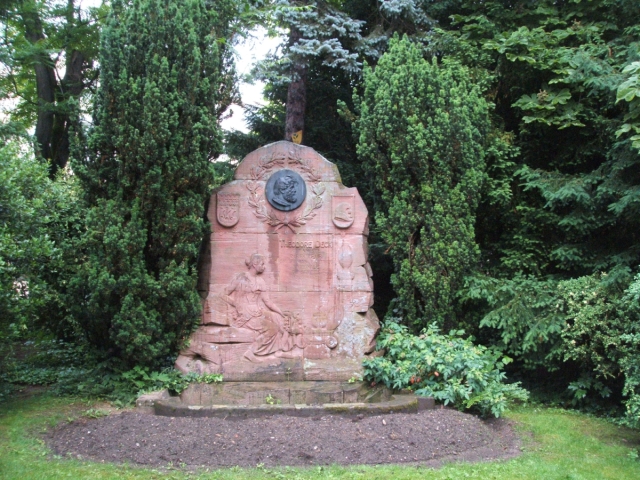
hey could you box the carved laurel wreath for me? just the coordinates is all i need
[246,147,325,233]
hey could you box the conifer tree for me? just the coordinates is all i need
[257,1,365,142]
[355,36,489,329]
[74,0,236,368]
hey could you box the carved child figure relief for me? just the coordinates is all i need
[177,142,378,381]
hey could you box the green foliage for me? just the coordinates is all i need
[427,1,638,280]
[616,61,640,151]
[115,366,222,399]
[55,366,223,406]
[363,320,528,418]
[1,337,222,405]
[73,0,237,369]
[0,138,85,400]
[410,0,640,423]
[0,141,55,330]
[0,139,83,338]
[270,0,365,75]
[560,275,627,383]
[463,269,640,425]
[618,272,640,428]
[0,0,105,176]
[462,274,566,370]
[1,338,92,390]
[355,35,490,328]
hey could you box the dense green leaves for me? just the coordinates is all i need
[0,140,82,340]
[0,139,84,401]
[0,142,55,332]
[364,320,529,417]
[616,61,640,151]
[355,36,489,328]
[73,0,237,369]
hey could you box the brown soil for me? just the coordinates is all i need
[46,408,522,468]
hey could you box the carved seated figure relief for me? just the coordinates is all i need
[222,253,303,363]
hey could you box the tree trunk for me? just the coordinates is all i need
[285,27,307,143]
[21,1,86,178]
[22,7,57,171]
[50,49,86,175]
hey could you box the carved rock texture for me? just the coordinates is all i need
[177,142,377,381]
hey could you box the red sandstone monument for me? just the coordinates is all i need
[176,141,378,381]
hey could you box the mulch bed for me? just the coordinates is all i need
[46,408,522,468]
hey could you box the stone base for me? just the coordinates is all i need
[135,389,170,414]
[178,381,388,406]
[136,382,437,418]
[177,346,376,382]
[154,395,419,418]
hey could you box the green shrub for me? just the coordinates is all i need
[73,0,237,368]
[51,365,222,406]
[462,274,567,371]
[0,142,55,334]
[354,35,489,328]
[463,269,640,423]
[364,320,529,417]
[0,141,84,398]
[618,272,640,428]
[1,343,222,406]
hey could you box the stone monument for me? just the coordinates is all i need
[176,141,378,381]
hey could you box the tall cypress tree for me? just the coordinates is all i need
[74,0,236,368]
[355,36,489,329]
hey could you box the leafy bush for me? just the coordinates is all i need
[463,269,640,423]
[0,141,85,398]
[0,137,86,338]
[52,365,222,406]
[462,274,571,371]
[0,142,55,334]
[354,35,490,329]
[559,274,628,400]
[1,337,222,405]
[618,272,640,428]
[73,0,237,368]
[364,320,529,417]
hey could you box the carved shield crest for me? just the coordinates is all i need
[217,193,240,227]
[332,194,355,229]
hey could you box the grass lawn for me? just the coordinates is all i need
[1,394,639,479]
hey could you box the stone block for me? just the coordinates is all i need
[136,390,170,414]
[176,142,376,381]
[417,396,436,411]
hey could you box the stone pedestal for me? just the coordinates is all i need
[176,141,378,381]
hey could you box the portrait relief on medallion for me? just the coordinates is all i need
[216,192,241,227]
[332,194,355,229]
[265,169,307,212]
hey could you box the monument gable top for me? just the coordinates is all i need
[234,141,341,183]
